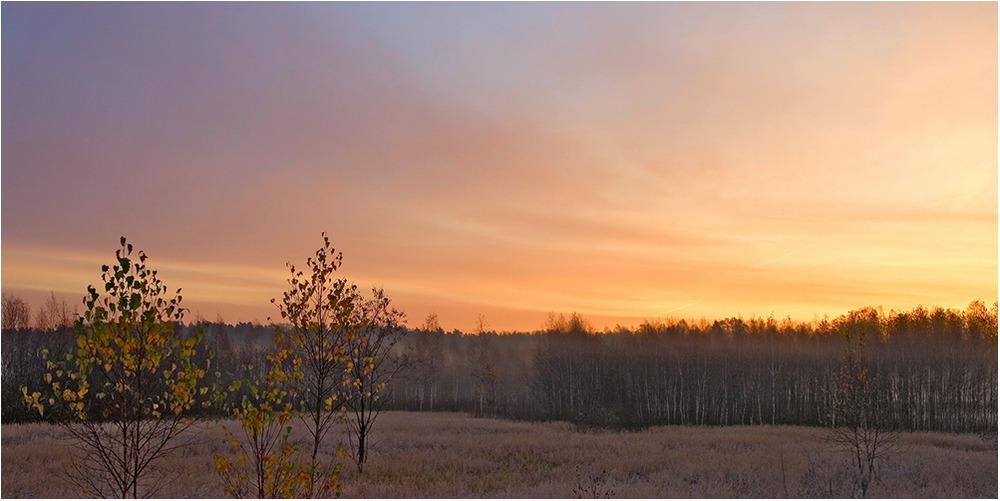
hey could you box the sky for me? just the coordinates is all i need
[2,2,996,332]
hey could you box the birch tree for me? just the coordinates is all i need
[343,288,406,473]
[271,233,355,497]
[22,237,206,498]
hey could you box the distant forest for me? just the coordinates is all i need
[2,298,996,433]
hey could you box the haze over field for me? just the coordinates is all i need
[2,2,996,331]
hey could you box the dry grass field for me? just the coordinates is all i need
[1,411,996,498]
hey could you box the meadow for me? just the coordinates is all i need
[2,411,995,498]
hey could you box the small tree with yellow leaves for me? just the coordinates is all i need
[22,237,206,498]
[212,352,341,499]
[270,233,356,496]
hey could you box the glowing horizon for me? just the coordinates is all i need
[2,3,996,332]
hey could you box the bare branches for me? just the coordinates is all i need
[828,311,898,498]
[572,465,615,499]
[2,291,31,330]
[343,287,407,473]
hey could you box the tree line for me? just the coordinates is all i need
[525,308,996,432]
[3,235,992,499]
[5,297,996,433]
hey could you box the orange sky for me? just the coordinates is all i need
[2,3,996,332]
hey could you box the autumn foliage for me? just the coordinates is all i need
[211,233,404,497]
[21,237,206,497]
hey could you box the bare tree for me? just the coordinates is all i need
[829,310,897,498]
[572,465,615,499]
[2,292,31,330]
[411,313,445,411]
[423,312,441,332]
[35,291,74,331]
[471,314,498,418]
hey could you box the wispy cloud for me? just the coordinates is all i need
[2,3,995,330]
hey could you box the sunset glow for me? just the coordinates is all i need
[2,3,996,331]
